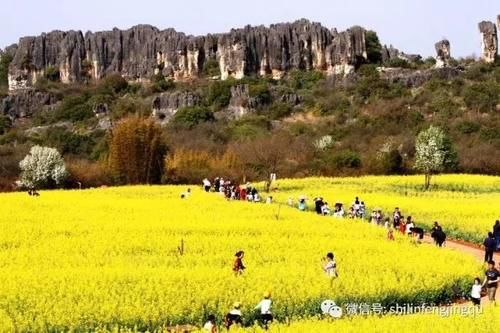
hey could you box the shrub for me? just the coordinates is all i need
[205,81,232,109]
[44,66,60,82]
[385,58,411,69]
[289,70,324,90]
[266,102,293,120]
[331,150,362,169]
[108,116,166,184]
[0,114,11,135]
[18,145,68,189]
[316,93,351,116]
[172,106,214,129]
[40,128,99,157]
[65,159,112,188]
[456,121,481,134]
[97,73,129,95]
[51,94,94,123]
[202,58,220,77]
[479,128,500,141]
[249,83,272,105]
[111,97,151,120]
[463,62,494,81]
[463,81,500,113]
[150,73,175,93]
[229,115,271,140]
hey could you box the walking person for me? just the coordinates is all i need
[471,277,482,306]
[494,220,500,251]
[483,232,496,263]
[224,303,243,329]
[233,251,246,275]
[322,252,338,278]
[482,260,500,305]
[255,292,273,329]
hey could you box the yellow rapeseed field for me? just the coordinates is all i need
[0,184,482,331]
[272,174,500,243]
[190,306,500,333]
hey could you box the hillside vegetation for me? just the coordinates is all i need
[0,51,499,190]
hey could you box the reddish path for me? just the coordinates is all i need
[422,235,499,263]
[422,235,499,306]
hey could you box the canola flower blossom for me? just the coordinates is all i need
[0,184,483,331]
[272,174,500,243]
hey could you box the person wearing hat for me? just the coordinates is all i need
[255,291,273,328]
[224,302,242,329]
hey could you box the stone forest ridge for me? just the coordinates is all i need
[1,15,500,92]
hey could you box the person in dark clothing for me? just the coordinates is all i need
[483,232,496,263]
[314,197,324,215]
[431,222,446,247]
[224,302,243,329]
[494,220,500,251]
[482,260,500,304]
[411,226,424,240]
[232,251,246,275]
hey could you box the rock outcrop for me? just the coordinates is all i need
[435,39,451,68]
[381,44,421,64]
[1,90,56,119]
[7,19,368,91]
[379,67,461,88]
[478,21,498,63]
[151,91,201,123]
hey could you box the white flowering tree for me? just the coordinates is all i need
[18,146,68,189]
[414,126,453,189]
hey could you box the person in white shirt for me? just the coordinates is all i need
[287,197,294,207]
[471,277,482,306]
[322,252,338,277]
[405,216,414,235]
[255,292,273,328]
[321,202,331,215]
[203,314,218,332]
[266,196,273,204]
[202,178,211,192]
[224,303,242,329]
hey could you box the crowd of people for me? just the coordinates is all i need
[196,178,500,331]
[203,178,273,203]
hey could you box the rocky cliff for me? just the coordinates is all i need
[7,19,368,91]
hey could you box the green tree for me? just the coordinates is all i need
[365,31,383,64]
[0,53,13,87]
[463,81,500,113]
[172,106,214,129]
[202,58,220,77]
[97,73,129,95]
[205,81,232,109]
[414,126,457,189]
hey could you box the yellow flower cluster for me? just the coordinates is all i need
[0,184,482,331]
[191,306,500,333]
[272,174,500,243]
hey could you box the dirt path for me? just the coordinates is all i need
[419,235,499,306]
[422,235,499,263]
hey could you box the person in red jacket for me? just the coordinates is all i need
[233,251,246,275]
